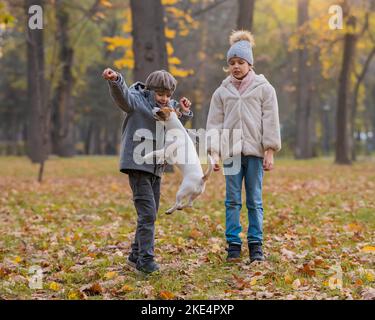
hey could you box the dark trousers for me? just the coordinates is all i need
[128,170,161,265]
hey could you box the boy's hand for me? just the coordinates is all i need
[263,149,274,171]
[179,97,192,113]
[102,68,118,81]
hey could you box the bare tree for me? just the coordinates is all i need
[130,0,169,82]
[25,0,49,181]
[237,0,256,31]
[295,0,314,159]
[51,0,75,157]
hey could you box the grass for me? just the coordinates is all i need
[0,156,374,300]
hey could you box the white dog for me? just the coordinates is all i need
[144,107,213,215]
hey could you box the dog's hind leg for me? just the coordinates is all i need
[165,189,186,215]
[177,192,200,210]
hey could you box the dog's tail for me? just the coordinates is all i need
[202,154,214,182]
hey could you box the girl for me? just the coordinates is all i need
[206,30,281,263]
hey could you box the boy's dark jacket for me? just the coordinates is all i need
[108,74,193,177]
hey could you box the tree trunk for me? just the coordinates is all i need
[51,0,75,157]
[335,14,357,165]
[350,47,375,161]
[25,0,48,164]
[130,0,169,82]
[237,0,256,31]
[295,0,314,159]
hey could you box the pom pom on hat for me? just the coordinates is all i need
[229,30,255,47]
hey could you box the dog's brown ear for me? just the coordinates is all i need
[156,107,171,121]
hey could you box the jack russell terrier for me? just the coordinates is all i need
[143,107,213,215]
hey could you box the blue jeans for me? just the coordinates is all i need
[224,155,264,245]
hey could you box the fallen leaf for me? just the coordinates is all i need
[281,248,295,260]
[284,274,293,284]
[104,271,118,280]
[119,285,134,293]
[49,281,61,291]
[361,288,375,300]
[189,229,202,239]
[13,256,22,264]
[292,279,301,290]
[361,246,375,253]
[344,223,363,233]
[297,263,316,277]
[80,282,103,296]
[158,290,175,300]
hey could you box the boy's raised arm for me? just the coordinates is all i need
[102,68,137,113]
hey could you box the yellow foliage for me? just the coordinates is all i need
[168,56,181,65]
[166,42,174,56]
[122,9,132,33]
[165,28,176,39]
[162,0,179,5]
[99,0,113,8]
[170,65,194,78]
[103,37,132,51]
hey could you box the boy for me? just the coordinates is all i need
[102,68,193,274]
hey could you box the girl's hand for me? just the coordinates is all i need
[102,68,118,81]
[263,149,274,171]
[211,153,221,172]
[179,97,192,113]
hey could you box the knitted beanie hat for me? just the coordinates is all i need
[145,70,177,93]
[227,30,255,65]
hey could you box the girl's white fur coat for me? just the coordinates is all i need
[206,73,281,160]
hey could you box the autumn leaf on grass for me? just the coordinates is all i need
[68,290,86,300]
[361,288,375,300]
[292,279,301,290]
[280,248,295,260]
[0,267,11,278]
[232,274,247,290]
[49,282,61,291]
[80,282,103,296]
[104,271,118,280]
[358,268,375,282]
[344,223,363,233]
[297,263,316,277]
[284,274,293,284]
[361,246,375,253]
[118,285,134,294]
[158,290,175,300]
[189,229,203,240]
[13,256,22,264]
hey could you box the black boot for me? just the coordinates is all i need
[249,243,265,263]
[226,243,241,261]
[126,252,138,269]
[136,260,160,274]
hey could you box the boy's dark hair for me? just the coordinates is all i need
[145,70,177,94]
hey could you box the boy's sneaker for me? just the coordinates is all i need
[226,243,241,261]
[126,253,138,269]
[249,243,265,263]
[136,260,160,275]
